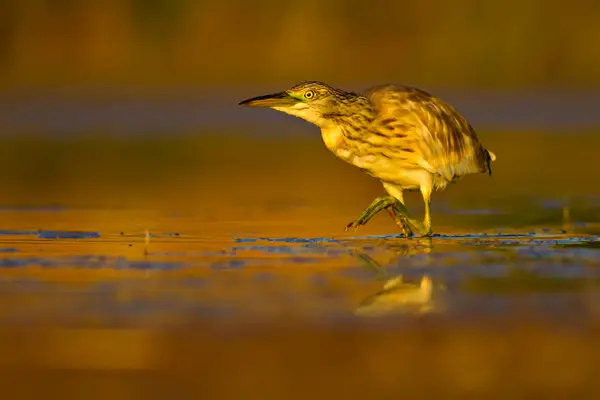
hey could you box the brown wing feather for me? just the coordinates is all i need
[365,84,494,181]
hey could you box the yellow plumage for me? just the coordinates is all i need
[239,81,496,237]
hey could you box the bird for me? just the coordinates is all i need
[239,81,496,237]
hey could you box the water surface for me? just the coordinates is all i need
[0,133,599,398]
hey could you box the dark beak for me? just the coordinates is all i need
[238,91,297,107]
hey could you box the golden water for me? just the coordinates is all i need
[0,132,599,398]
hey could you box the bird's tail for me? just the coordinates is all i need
[484,149,496,176]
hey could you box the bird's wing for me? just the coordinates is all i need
[364,84,492,181]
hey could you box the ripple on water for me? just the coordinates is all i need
[0,230,100,239]
[0,226,598,327]
[37,231,100,239]
[0,256,183,270]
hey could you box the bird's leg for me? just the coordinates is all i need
[423,198,432,236]
[346,196,414,236]
[345,196,398,231]
[383,189,412,236]
[381,192,431,237]
[350,250,388,280]
[410,186,433,237]
[386,203,414,237]
[389,200,424,235]
[383,182,433,237]
[376,184,416,234]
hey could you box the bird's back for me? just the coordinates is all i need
[363,84,496,185]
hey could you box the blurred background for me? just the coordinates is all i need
[1,1,600,398]
[1,0,600,134]
[1,0,600,89]
[0,0,599,210]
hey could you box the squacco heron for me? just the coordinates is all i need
[239,81,496,237]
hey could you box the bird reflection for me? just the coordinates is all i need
[350,240,446,317]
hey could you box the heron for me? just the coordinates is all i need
[239,81,496,237]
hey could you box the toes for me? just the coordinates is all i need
[345,220,362,231]
[414,224,432,237]
[401,227,414,237]
[395,223,412,237]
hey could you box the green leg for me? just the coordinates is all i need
[386,205,414,237]
[350,250,388,281]
[386,195,432,238]
[383,182,433,237]
[381,187,414,237]
[345,196,397,231]
[345,196,417,236]
[391,198,426,235]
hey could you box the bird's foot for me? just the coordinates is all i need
[345,219,363,232]
[408,220,432,238]
[345,196,397,232]
[389,201,432,237]
[344,196,431,237]
[419,228,433,238]
[345,214,376,232]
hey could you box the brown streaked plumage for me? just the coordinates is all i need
[239,81,496,237]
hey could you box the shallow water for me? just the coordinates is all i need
[1,134,599,398]
[0,222,598,324]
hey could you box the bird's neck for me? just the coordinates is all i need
[332,114,375,139]
[319,97,374,160]
[320,125,345,154]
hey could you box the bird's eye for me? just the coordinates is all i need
[304,90,315,99]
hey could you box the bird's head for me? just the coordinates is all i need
[239,81,352,128]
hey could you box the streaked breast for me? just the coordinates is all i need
[320,126,353,160]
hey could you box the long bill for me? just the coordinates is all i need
[238,92,297,107]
